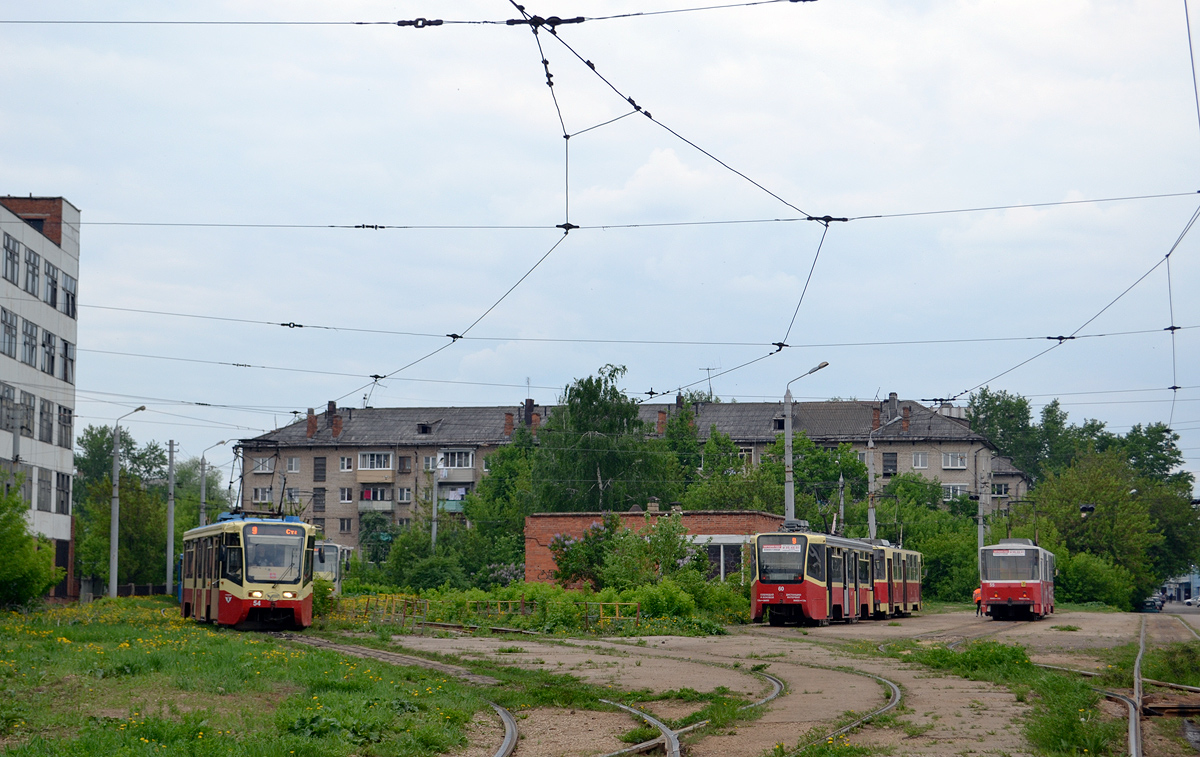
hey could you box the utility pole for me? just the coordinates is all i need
[199,456,207,527]
[837,472,845,537]
[166,440,176,593]
[784,361,829,522]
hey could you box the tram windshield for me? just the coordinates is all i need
[243,523,306,584]
[317,545,340,578]
[757,535,808,583]
[981,548,1039,581]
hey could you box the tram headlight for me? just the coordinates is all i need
[249,591,263,598]
[282,591,296,599]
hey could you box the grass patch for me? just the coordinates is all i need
[3,597,762,756]
[1099,639,1200,689]
[881,639,1123,756]
[1050,624,1080,631]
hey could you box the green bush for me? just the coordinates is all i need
[312,576,336,617]
[1056,551,1134,611]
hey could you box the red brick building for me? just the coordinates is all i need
[524,509,784,584]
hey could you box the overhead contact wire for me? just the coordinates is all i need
[781,221,830,344]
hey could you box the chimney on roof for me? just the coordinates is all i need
[524,398,534,427]
[504,412,514,436]
[326,400,336,427]
[331,414,343,439]
[306,408,317,439]
[657,410,667,435]
[647,497,659,513]
[872,407,880,430]
[676,393,683,410]
[902,405,910,432]
[889,392,898,420]
[531,412,540,434]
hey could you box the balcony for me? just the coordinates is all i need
[356,469,394,484]
[436,467,475,483]
[439,500,465,514]
[358,500,394,513]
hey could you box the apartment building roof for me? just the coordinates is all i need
[240,403,552,449]
[637,395,988,446]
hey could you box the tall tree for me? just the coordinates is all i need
[535,365,681,511]
[967,388,1040,477]
[0,472,61,606]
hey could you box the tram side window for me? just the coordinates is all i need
[875,553,884,580]
[860,556,871,583]
[829,553,843,585]
[222,545,243,586]
[304,546,314,584]
[807,544,825,582]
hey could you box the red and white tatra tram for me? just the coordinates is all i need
[181,513,320,629]
[979,538,1055,620]
[751,521,923,626]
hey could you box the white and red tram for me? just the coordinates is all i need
[181,513,319,629]
[979,538,1055,620]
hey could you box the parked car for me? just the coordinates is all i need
[1187,597,1195,607]
[1141,598,1161,613]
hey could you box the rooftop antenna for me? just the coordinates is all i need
[700,363,721,398]
[526,376,531,398]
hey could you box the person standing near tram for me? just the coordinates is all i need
[973,586,983,616]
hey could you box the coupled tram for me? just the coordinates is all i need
[751,521,923,626]
[979,538,1055,620]
[180,512,322,629]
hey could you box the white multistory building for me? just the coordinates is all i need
[0,197,80,599]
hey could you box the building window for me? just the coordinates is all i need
[18,392,33,437]
[417,423,432,435]
[58,273,77,319]
[857,451,867,463]
[43,261,58,308]
[37,468,51,512]
[55,472,70,515]
[397,456,412,473]
[20,320,37,365]
[424,456,436,471]
[737,447,754,465]
[312,487,326,512]
[773,417,785,431]
[38,399,53,443]
[941,452,967,470]
[882,452,897,476]
[361,485,393,501]
[24,249,39,296]
[942,484,969,501]
[397,487,412,502]
[285,456,299,473]
[339,518,353,533]
[2,234,18,284]
[0,309,15,359]
[312,517,325,533]
[251,487,273,503]
[57,405,72,449]
[313,456,326,482]
[992,483,1010,497]
[252,457,275,474]
[40,330,56,375]
[339,456,353,472]
[284,487,299,504]
[359,452,392,470]
[339,487,352,503]
[912,451,928,469]
[60,340,74,384]
[420,487,433,502]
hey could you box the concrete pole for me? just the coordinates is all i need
[199,455,207,527]
[109,422,121,598]
[107,406,144,598]
[784,388,795,521]
[867,439,877,541]
[837,472,845,537]
[166,440,175,593]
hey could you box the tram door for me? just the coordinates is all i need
[209,537,221,620]
[886,558,894,614]
[842,553,852,617]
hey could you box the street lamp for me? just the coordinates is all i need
[867,413,902,540]
[109,406,146,598]
[784,361,829,521]
[199,441,227,527]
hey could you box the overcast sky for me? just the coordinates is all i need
[2,0,1199,485]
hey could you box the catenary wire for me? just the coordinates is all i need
[947,203,1200,401]
[6,191,1188,232]
[1186,0,1200,146]
[780,221,830,345]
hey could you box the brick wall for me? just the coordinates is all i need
[0,197,66,245]
[524,510,784,584]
